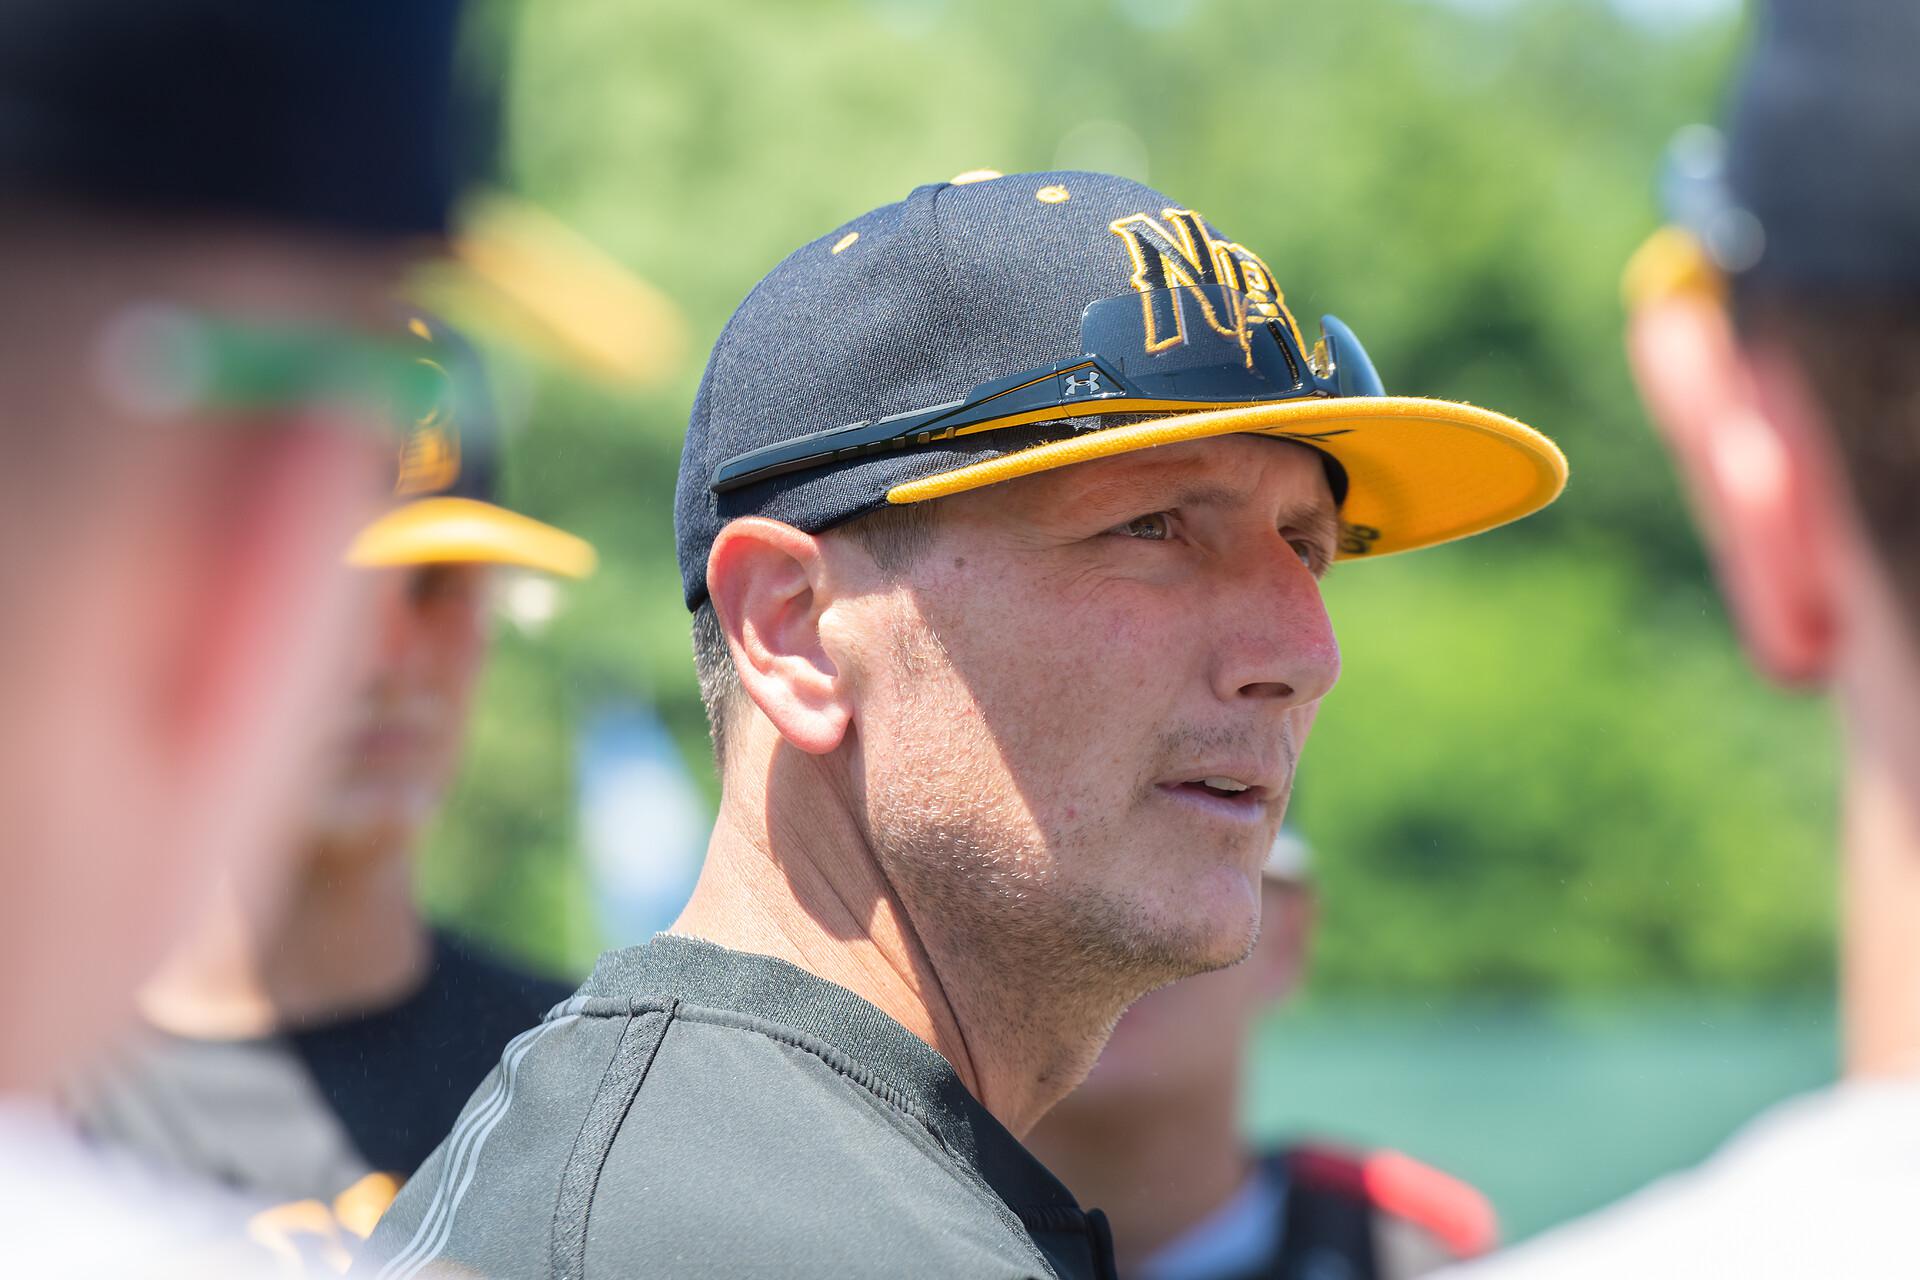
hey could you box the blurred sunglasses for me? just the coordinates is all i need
[710,283,1384,494]
[96,304,453,436]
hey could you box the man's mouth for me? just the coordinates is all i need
[345,712,441,762]
[1158,774,1272,820]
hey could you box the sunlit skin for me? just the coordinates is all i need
[1027,879,1314,1272]
[138,562,495,1036]
[1629,294,1920,1080]
[845,441,1338,992]
[675,433,1340,1137]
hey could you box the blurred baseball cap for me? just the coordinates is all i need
[1625,0,1920,306]
[347,315,596,579]
[0,0,481,236]
[675,170,1566,609]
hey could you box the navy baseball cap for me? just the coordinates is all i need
[347,314,597,579]
[1729,0,1920,289]
[675,171,1565,610]
[0,0,480,236]
[1627,0,1920,303]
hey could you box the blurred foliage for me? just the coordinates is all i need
[1302,544,1835,993]
[420,0,1840,993]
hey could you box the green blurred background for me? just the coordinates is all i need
[421,0,1840,1242]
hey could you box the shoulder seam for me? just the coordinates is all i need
[547,992,640,1021]
[550,1002,677,1280]
[665,1002,945,1146]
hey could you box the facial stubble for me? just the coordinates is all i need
[857,614,1265,1021]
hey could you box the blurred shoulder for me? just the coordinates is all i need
[428,927,577,1015]
[1435,1080,1920,1280]
[0,1101,268,1279]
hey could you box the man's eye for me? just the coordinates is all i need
[1289,538,1330,575]
[1114,513,1172,541]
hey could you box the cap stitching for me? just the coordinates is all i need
[924,181,969,331]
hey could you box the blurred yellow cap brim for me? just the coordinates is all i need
[885,396,1567,561]
[347,497,599,579]
[1621,226,1725,312]
[408,192,687,390]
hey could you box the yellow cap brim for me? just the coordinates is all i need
[407,191,687,390]
[884,396,1567,561]
[346,497,599,579]
[1621,226,1725,312]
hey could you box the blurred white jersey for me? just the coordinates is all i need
[1442,1076,1920,1279]
[0,1097,268,1279]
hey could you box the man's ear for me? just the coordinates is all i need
[1627,296,1839,685]
[706,517,851,756]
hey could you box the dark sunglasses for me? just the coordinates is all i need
[710,283,1383,494]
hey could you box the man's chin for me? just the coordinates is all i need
[1158,900,1262,982]
[1165,915,1260,980]
[1162,850,1265,944]
[1074,885,1260,992]
[305,793,436,864]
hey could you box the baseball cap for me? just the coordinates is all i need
[347,315,597,579]
[675,170,1567,609]
[0,0,478,235]
[1625,0,1920,306]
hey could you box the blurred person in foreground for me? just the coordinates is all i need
[0,0,479,1272]
[363,170,1566,1279]
[66,315,596,1272]
[1452,2,1920,1276]
[1028,828,1495,1280]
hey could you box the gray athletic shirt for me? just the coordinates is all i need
[358,934,1116,1279]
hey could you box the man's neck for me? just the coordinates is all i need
[1026,1078,1251,1272]
[139,841,431,1039]
[1838,754,1920,1078]
[670,745,1127,1138]
[1835,573,1920,1079]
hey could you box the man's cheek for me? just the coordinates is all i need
[968,661,1125,801]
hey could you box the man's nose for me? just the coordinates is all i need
[1206,543,1340,707]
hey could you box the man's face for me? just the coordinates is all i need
[837,435,1340,991]
[309,562,493,857]
[0,224,403,1088]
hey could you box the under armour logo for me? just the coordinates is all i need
[1063,369,1102,397]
